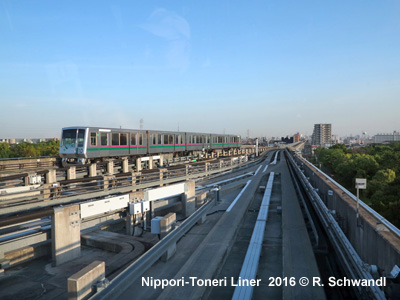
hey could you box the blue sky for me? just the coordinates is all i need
[1,0,400,138]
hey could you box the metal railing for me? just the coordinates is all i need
[287,151,386,300]
[0,155,259,216]
[296,154,400,239]
[89,197,216,300]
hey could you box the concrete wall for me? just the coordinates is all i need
[181,181,196,218]
[52,204,81,266]
[298,157,400,275]
[68,261,105,300]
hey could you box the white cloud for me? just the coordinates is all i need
[142,8,191,72]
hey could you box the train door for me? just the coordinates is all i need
[99,131,110,157]
[137,132,146,155]
[184,133,187,152]
[130,132,138,155]
[145,131,151,154]
[87,131,99,159]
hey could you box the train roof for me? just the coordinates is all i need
[61,126,241,137]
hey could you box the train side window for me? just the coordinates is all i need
[163,134,168,144]
[152,134,156,144]
[138,134,143,145]
[90,132,97,146]
[157,134,161,144]
[120,133,127,146]
[169,135,173,144]
[112,133,119,145]
[131,133,137,145]
[175,135,179,144]
[101,133,108,146]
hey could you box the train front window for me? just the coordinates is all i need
[77,129,85,147]
[61,129,76,148]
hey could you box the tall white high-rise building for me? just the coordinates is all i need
[312,124,332,146]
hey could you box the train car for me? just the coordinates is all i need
[59,126,241,164]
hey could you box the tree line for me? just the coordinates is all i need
[315,143,400,227]
[0,141,60,158]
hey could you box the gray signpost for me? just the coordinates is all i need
[355,178,367,225]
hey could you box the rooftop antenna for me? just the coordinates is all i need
[140,118,144,130]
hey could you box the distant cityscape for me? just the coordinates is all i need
[244,125,400,151]
[0,138,60,144]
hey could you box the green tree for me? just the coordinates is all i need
[373,169,396,184]
[0,143,11,158]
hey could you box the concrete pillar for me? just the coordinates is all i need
[136,158,142,172]
[205,163,209,175]
[67,167,76,180]
[211,152,215,158]
[196,192,207,207]
[185,165,189,177]
[52,204,81,266]
[230,158,235,166]
[42,183,52,200]
[122,159,129,173]
[197,214,207,225]
[160,243,176,262]
[160,213,177,262]
[102,175,116,191]
[160,213,176,239]
[46,169,56,184]
[159,155,164,167]
[131,172,141,186]
[106,161,114,175]
[89,163,97,177]
[204,153,208,159]
[126,213,134,236]
[159,168,167,186]
[67,261,105,300]
[219,161,223,170]
[216,151,220,158]
[148,157,153,170]
[181,181,195,218]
